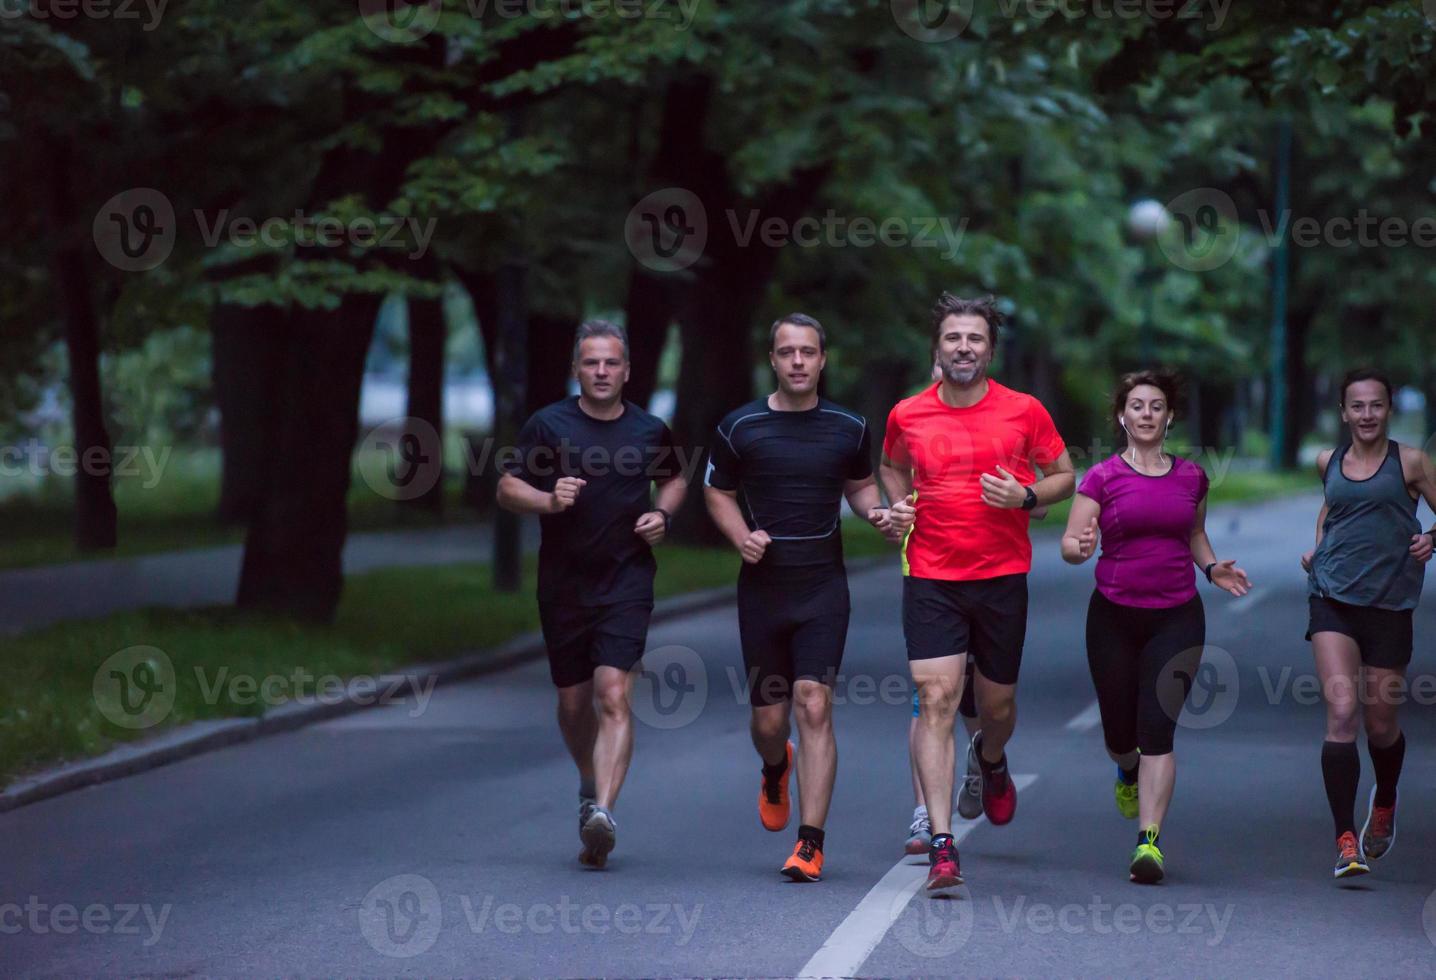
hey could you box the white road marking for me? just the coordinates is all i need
[797,774,1038,980]
[1064,700,1102,733]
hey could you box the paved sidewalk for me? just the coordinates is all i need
[0,520,538,635]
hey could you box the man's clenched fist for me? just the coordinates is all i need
[741,529,772,564]
[549,477,586,512]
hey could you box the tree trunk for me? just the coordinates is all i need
[621,267,673,410]
[401,292,447,515]
[455,269,499,515]
[656,81,832,544]
[213,302,284,525]
[491,264,528,592]
[526,313,575,416]
[44,135,116,551]
[616,80,706,411]
[236,294,382,621]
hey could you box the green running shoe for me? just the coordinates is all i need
[1129,826,1164,884]
[1114,768,1139,820]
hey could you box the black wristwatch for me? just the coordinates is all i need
[1203,561,1217,583]
[655,507,672,530]
[1021,486,1038,511]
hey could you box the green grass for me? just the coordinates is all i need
[0,447,479,571]
[0,524,901,788]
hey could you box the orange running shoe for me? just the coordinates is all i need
[759,742,793,832]
[1333,831,1369,880]
[781,837,824,882]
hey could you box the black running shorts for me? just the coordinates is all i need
[538,600,653,688]
[737,563,851,707]
[902,574,1029,685]
[1306,596,1414,670]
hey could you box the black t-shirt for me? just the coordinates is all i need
[505,397,680,606]
[705,397,874,567]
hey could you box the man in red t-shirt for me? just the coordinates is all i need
[880,293,1075,893]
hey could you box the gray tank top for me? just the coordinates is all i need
[1309,440,1424,610]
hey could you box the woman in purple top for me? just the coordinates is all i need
[1061,371,1251,884]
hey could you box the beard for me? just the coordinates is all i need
[941,355,985,386]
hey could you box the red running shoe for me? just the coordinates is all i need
[926,837,963,892]
[981,760,1017,826]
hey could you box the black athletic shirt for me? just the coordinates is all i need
[705,397,874,567]
[505,396,681,606]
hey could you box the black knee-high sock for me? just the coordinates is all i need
[1369,732,1406,808]
[1321,740,1360,836]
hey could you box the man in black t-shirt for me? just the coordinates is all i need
[704,313,902,883]
[498,319,689,870]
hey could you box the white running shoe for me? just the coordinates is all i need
[904,807,932,855]
[957,731,984,820]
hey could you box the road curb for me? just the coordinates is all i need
[0,557,890,814]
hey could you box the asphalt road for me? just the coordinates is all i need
[6,493,1436,978]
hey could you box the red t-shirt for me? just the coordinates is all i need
[883,381,1066,581]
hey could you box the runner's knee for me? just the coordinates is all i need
[793,681,832,730]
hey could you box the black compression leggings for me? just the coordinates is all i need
[1085,591,1206,757]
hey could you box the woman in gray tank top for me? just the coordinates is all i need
[1300,369,1436,880]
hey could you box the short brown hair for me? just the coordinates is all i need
[770,312,826,351]
[930,293,1003,354]
[1114,370,1183,435]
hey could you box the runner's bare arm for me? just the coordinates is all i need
[1060,492,1101,565]
[497,472,582,515]
[1400,444,1436,563]
[844,475,885,522]
[1029,448,1076,507]
[1191,498,1252,596]
[652,472,689,520]
[1302,449,1334,571]
[878,453,912,504]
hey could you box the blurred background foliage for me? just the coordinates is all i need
[0,0,1433,610]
